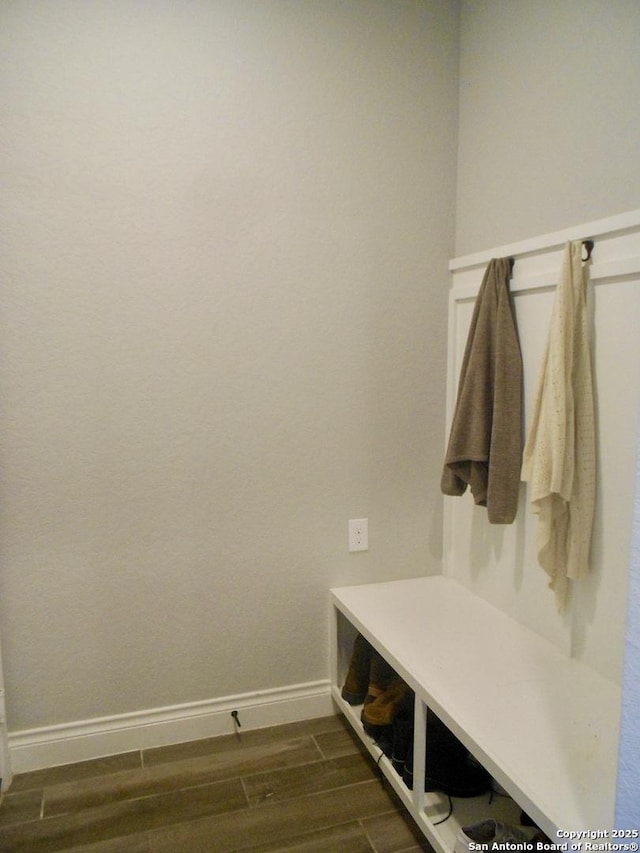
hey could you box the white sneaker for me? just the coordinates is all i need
[454,819,533,853]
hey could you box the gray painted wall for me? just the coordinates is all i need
[455,0,640,254]
[0,0,459,730]
[616,422,640,826]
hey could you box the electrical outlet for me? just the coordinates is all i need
[348,518,368,552]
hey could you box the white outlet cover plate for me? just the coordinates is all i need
[348,518,368,552]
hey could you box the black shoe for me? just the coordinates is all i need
[426,753,491,798]
[402,709,491,797]
[391,710,414,776]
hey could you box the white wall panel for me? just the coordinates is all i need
[444,211,640,681]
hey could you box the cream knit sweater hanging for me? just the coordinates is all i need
[521,241,596,611]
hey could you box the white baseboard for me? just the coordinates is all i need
[7,680,334,776]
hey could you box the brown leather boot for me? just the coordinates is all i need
[364,650,397,705]
[341,633,373,705]
[362,677,414,735]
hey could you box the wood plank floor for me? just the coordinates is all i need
[0,714,432,852]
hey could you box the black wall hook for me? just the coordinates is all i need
[582,240,594,262]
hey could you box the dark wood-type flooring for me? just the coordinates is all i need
[0,713,432,852]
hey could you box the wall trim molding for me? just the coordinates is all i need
[8,680,334,775]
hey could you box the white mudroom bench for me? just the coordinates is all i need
[330,575,620,853]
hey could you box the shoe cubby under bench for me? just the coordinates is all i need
[330,575,620,853]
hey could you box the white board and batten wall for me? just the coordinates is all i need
[330,209,639,845]
[444,208,640,683]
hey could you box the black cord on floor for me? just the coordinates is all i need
[433,794,453,825]
[489,782,512,803]
[375,749,387,784]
